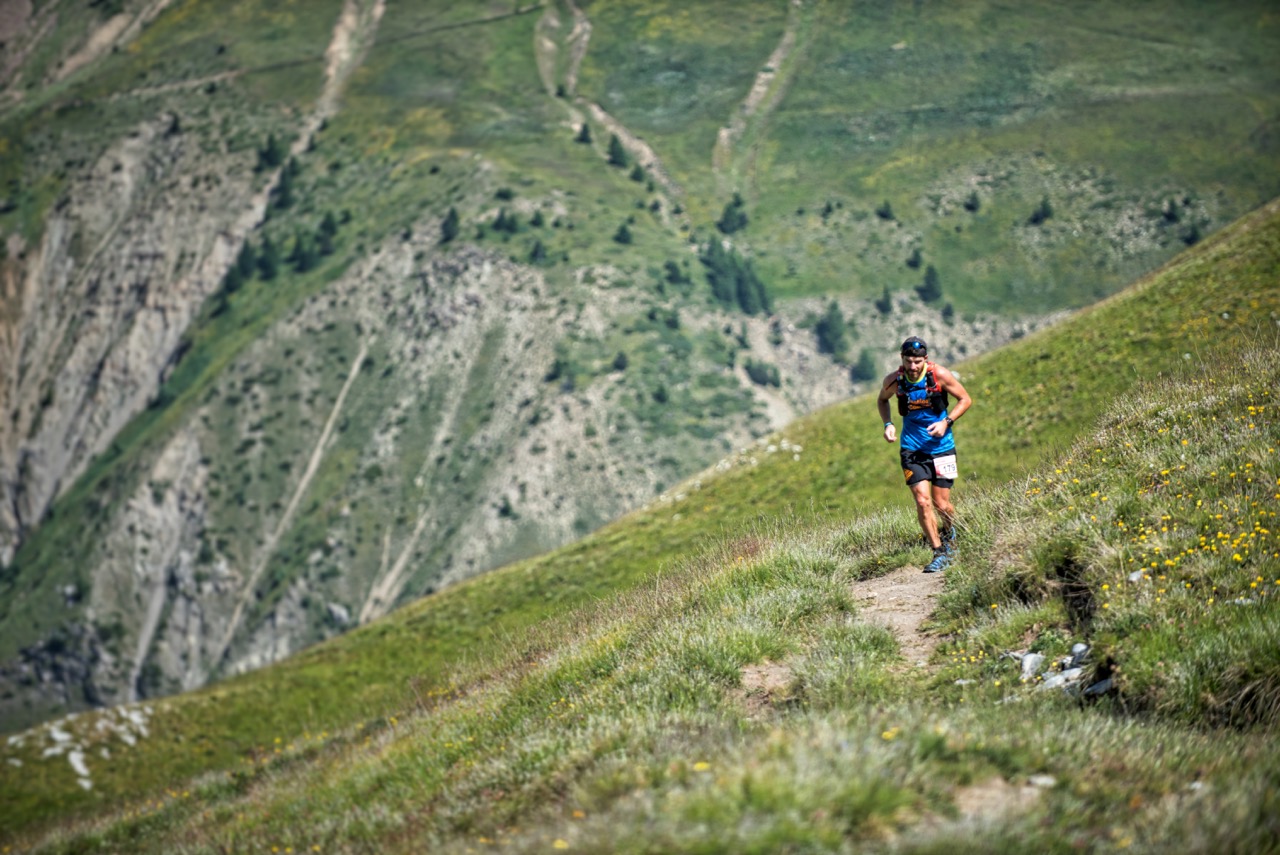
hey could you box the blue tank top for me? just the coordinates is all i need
[900,373,955,455]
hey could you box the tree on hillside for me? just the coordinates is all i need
[440,207,460,243]
[575,123,592,144]
[906,247,922,269]
[257,236,280,280]
[698,240,772,315]
[876,199,894,221]
[850,347,879,382]
[235,241,257,280]
[613,222,633,244]
[274,166,295,210]
[1028,195,1053,225]
[875,285,894,316]
[963,191,980,212]
[716,192,749,235]
[815,301,849,361]
[607,134,628,168]
[916,264,942,303]
[629,164,646,183]
[256,134,285,171]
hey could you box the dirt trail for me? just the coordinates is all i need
[712,0,806,193]
[854,564,945,668]
[214,340,370,668]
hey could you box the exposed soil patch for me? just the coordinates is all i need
[854,564,945,669]
[739,659,796,715]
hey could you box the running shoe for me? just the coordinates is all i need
[923,548,951,574]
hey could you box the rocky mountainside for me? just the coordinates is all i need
[0,0,1275,732]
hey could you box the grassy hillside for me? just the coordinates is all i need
[2,0,1278,759]
[2,189,1277,848]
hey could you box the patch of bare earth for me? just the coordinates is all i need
[854,564,945,670]
[738,659,796,716]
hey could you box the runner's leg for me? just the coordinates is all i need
[932,485,955,534]
[911,481,941,549]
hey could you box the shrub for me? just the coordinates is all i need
[850,347,879,382]
[716,193,749,235]
[608,134,628,167]
[575,123,592,144]
[815,301,849,361]
[916,265,942,303]
[440,207,459,243]
[1028,195,1053,225]
[744,359,781,387]
[875,199,894,220]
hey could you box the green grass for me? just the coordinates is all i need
[2,0,1280,832]
[2,185,1278,850]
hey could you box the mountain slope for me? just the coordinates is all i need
[2,188,1277,847]
[1,0,1278,732]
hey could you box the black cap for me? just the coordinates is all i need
[900,336,928,355]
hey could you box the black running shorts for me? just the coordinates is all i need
[900,448,958,488]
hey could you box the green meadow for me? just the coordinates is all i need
[2,191,1277,852]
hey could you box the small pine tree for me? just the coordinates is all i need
[607,134,628,168]
[257,134,285,171]
[575,123,592,144]
[875,286,893,315]
[274,167,294,209]
[850,347,879,382]
[815,301,849,361]
[942,302,955,325]
[529,239,547,263]
[530,209,545,228]
[319,211,339,238]
[963,191,980,213]
[917,265,942,303]
[716,192,749,235]
[613,223,633,244]
[876,199,894,221]
[222,264,244,294]
[629,164,646,182]
[235,241,257,279]
[905,247,922,269]
[440,207,459,243]
[1028,195,1053,225]
[257,236,280,280]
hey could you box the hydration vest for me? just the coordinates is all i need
[896,363,949,416]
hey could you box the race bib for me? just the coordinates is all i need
[934,454,958,480]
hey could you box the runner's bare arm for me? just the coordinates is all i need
[877,372,898,441]
[937,366,972,422]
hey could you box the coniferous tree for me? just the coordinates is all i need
[874,286,893,316]
[876,199,894,221]
[529,239,547,263]
[613,222,633,244]
[235,241,257,279]
[815,301,849,361]
[222,264,244,294]
[257,134,285,171]
[716,192,749,235]
[850,347,879,382]
[1028,195,1053,225]
[917,264,942,303]
[607,134,628,167]
[440,207,460,243]
[274,167,294,209]
[906,247,922,269]
[257,236,280,280]
[575,123,592,144]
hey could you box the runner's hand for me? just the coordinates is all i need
[883,423,896,443]
[926,421,948,438]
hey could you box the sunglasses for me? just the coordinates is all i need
[901,342,927,354]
